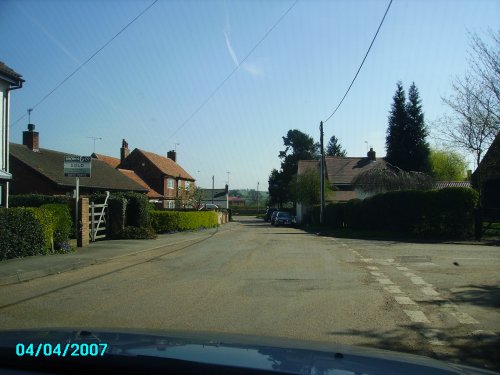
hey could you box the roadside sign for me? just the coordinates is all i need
[64,156,91,177]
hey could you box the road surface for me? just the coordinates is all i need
[1,216,499,370]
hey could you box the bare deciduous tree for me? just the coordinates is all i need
[436,30,499,167]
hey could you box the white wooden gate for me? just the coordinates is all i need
[89,191,109,242]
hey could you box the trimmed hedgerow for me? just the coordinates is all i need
[310,187,478,239]
[0,208,46,260]
[40,204,72,249]
[25,207,55,251]
[9,194,72,208]
[151,211,218,233]
[107,196,127,238]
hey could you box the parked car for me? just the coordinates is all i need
[274,211,295,226]
[264,208,277,222]
[270,210,279,225]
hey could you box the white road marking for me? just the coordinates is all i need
[395,296,416,305]
[397,266,409,271]
[451,312,479,324]
[410,276,428,285]
[367,266,379,270]
[404,310,430,323]
[377,278,394,285]
[421,286,440,296]
[384,286,403,294]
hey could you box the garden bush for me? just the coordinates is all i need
[0,208,46,260]
[107,196,127,238]
[25,207,54,251]
[40,204,72,249]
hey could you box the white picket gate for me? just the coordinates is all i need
[89,191,110,242]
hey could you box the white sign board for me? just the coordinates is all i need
[64,156,91,177]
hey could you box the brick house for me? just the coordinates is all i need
[10,125,147,196]
[94,139,195,208]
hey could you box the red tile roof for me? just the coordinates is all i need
[118,168,163,199]
[93,153,121,169]
[138,149,194,180]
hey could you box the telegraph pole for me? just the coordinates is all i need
[320,121,325,224]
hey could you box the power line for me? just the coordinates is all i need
[159,0,299,146]
[323,0,393,123]
[11,0,159,128]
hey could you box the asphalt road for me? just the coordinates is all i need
[0,216,499,370]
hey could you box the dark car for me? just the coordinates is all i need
[264,208,277,222]
[273,211,295,226]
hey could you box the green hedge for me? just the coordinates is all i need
[90,192,150,230]
[151,211,218,233]
[26,207,54,251]
[311,187,478,239]
[0,208,46,260]
[107,196,127,238]
[40,204,72,249]
[9,194,72,207]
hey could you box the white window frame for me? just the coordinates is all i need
[167,200,175,209]
[167,177,174,189]
[185,181,190,191]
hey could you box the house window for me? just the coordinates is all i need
[167,200,175,209]
[177,180,183,190]
[185,181,190,190]
[167,178,174,189]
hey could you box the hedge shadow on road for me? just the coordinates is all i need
[449,284,500,309]
[326,326,500,372]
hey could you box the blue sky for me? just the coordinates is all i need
[1,0,498,189]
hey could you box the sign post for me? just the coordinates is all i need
[64,156,91,243]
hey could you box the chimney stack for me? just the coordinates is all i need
[22,123,39,151]
[367,147,376,161]
[120,139,129,162]
[167,150,176,162]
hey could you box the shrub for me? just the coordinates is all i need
[25,207,54,252]
[107,196,127,238]
[89,192,150,229]
[40,204,72,249]
[151,211,218,233]
[120,226,157,239]
[0,208,46,260]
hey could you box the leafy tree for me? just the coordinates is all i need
[429,149,467,181]
[325,135,347,157]
[268,169,288,207]
[279,129,319,180]
[437,30,499,167]
[290,168,321,206]
[385,82,430,173]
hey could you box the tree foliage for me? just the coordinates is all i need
[385,82,430,173]
[290,168,321,206]
[437,30,499,167]
[429,149,467,181]
[326,135,347,157]
[269,129,319,206]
